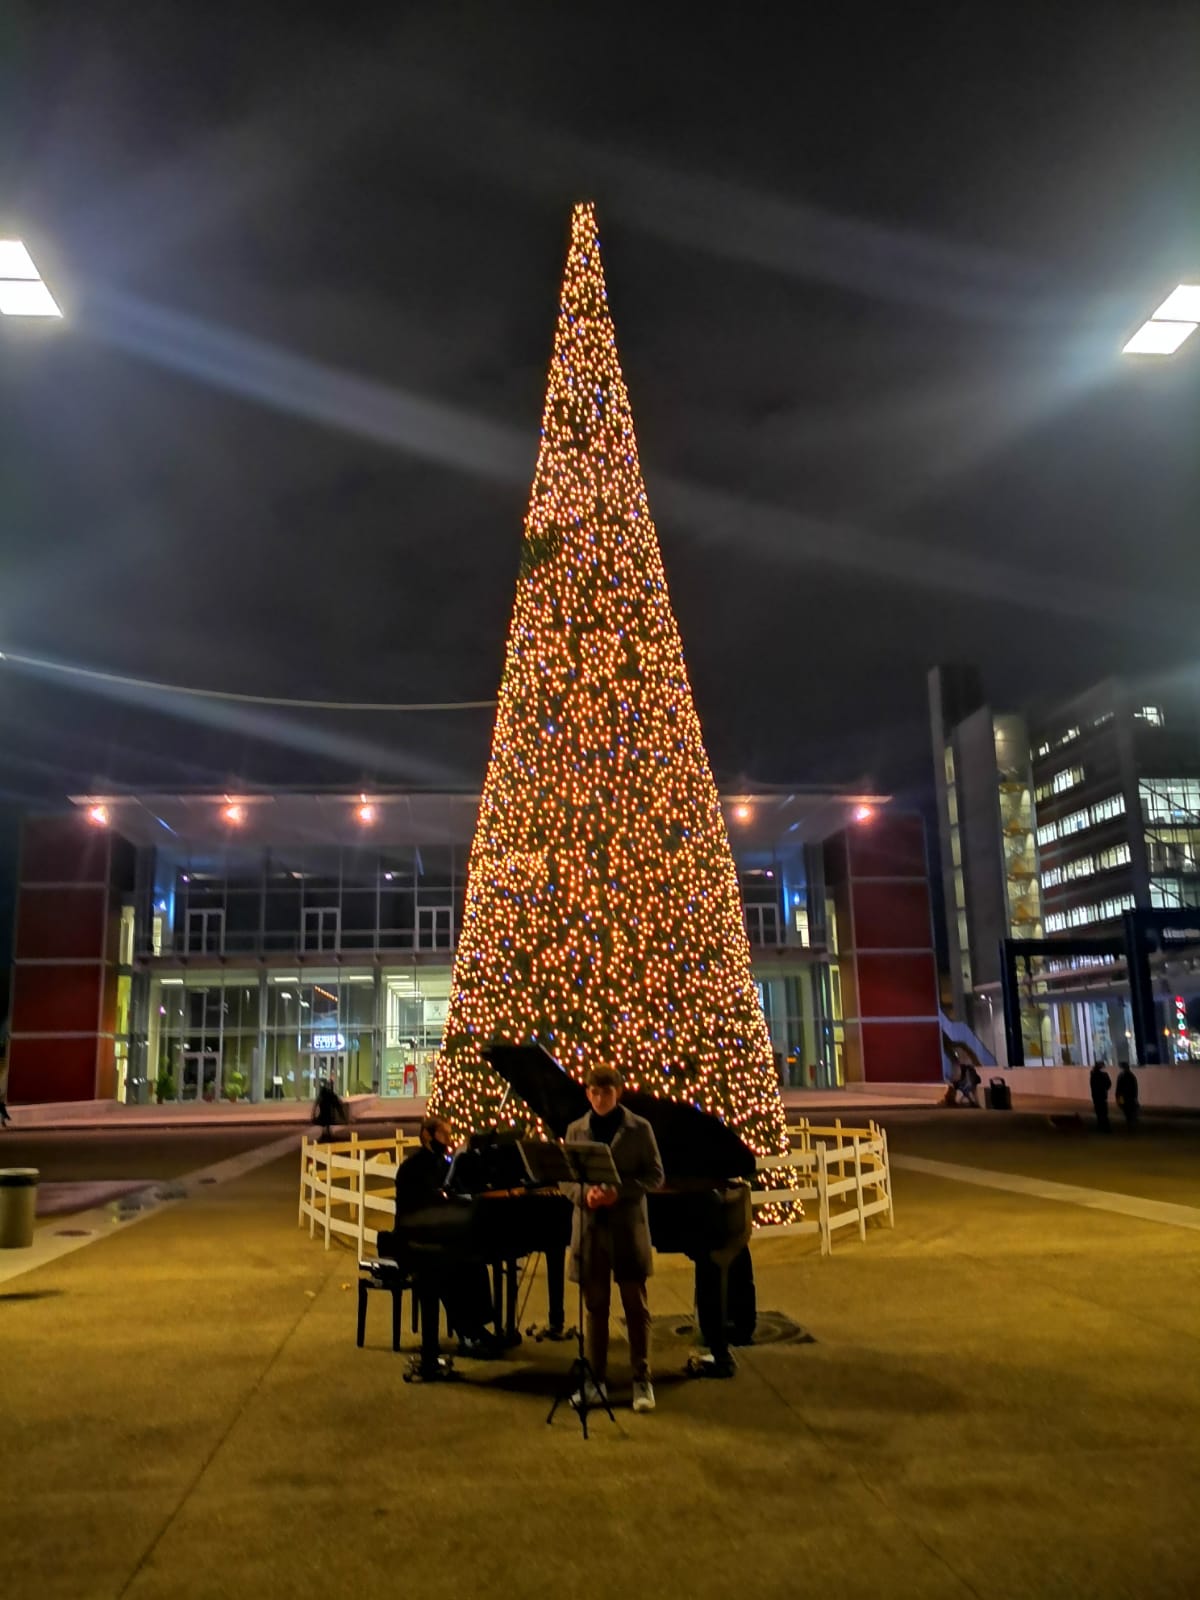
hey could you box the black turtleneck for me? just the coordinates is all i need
[588,1105,624,1146]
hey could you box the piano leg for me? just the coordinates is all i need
[490,1260,504,1334]
[504,1258,521,1346]
[546,1246,566,1333]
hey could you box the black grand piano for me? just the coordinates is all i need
[389,1044,758,1376]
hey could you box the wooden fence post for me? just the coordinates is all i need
[323,1148,332,1251]
[853,1139,866,1241]
[356,1150,367,1261]
[883,1128,895,1227]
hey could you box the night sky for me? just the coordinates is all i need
[1,0,1198,819]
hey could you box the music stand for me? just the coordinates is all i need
[521,1139,621,1439]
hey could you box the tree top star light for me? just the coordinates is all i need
[429,202,786,1158]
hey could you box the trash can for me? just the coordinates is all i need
[985,1078,1012,1112]
[0,1168,39,1249]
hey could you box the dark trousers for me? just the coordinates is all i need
[580,1229,651,1383]
[377,1231,492,1339]
[694,1247,757,1358]
[694,1256,730,1360]
[1093,1095,1110,1131]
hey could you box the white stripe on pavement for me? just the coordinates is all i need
[0,1134,300,1287]
[891,1153,1200,1232]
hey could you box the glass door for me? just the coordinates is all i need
[181,1052,221,1101]
[312,1051,349,1095]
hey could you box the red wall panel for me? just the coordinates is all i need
[848,814,927,879]
[20,817,109,885]
[94,1036,116,1101]
[861,1020,943,1082]
[6,1037,98,1103]
[16,887,107,959]
[11,963,102,1035]
[855,952,939,1019]
[850,881,933,951]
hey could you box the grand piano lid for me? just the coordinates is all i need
[482,1043,588,1139]
[482,1042,758,1181]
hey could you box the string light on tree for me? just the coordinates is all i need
[429,203,786,1159]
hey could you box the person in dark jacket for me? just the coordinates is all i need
[312,1079,346,1143]
[380,1115,498,1358]
[1090,1061,1112,1132]
[565,1065,665,1413]
[1115,1064,1140,1129]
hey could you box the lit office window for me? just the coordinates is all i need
[1140,778,1200,822]
[1040,794,1128,842]
[1052,766,1084,795]
[1045,892,1134,933]
[1135,706,1164,727]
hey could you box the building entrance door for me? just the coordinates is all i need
[312,1051,349,1096]
[181,1052,221,1101]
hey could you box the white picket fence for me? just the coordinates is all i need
[298,1131,419,1255]
[298,1116,893,1259]
[752,1118,895,1255]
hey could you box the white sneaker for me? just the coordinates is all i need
[632,1380,656,1412]
[570,1379,607,1408]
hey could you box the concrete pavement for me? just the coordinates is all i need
[1,1112,1198,1597]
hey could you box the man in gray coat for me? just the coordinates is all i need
[565,1065,665,1412]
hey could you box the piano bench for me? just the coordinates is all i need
[357,1258,419,1352]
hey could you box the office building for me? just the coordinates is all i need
[7,786,942,1105]
[931,666,1200,1066]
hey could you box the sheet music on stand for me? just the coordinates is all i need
[520,1140,620,1191]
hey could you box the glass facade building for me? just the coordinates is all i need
[7,788,944,1105]
[931,668,1200,1068]
[10,787,947,1106]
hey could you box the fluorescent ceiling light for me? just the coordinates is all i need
[1122,319,1197,355]
[1152,284,1200,322]
[0,278,62,317]
[0,239,38,277]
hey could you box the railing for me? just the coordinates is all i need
[299,1116,894,1261]
[298,1131,419,1255]
[753,1118,894,1254]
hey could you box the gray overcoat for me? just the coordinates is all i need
[564,1106,665,1282]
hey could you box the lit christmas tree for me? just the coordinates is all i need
[429,202,786,1158]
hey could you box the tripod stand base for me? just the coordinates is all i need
[403,1354,460,1384]
[526,1322,575,1342]
[547,1355,616,1437]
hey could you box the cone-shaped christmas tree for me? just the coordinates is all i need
[429,203,786,1157]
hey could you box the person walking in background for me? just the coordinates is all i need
[1115,1063,1140,1130]
[1090,1060,1112,1133]
[312,1079,346,1143]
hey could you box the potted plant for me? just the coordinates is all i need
[155,1069,176,1104]
[225,1069,247,1103]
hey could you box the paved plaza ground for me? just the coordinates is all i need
[1,1107,1198,1599]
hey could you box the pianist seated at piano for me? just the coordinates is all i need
[378,1116,502,1360]
[565,1066,665,1414]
